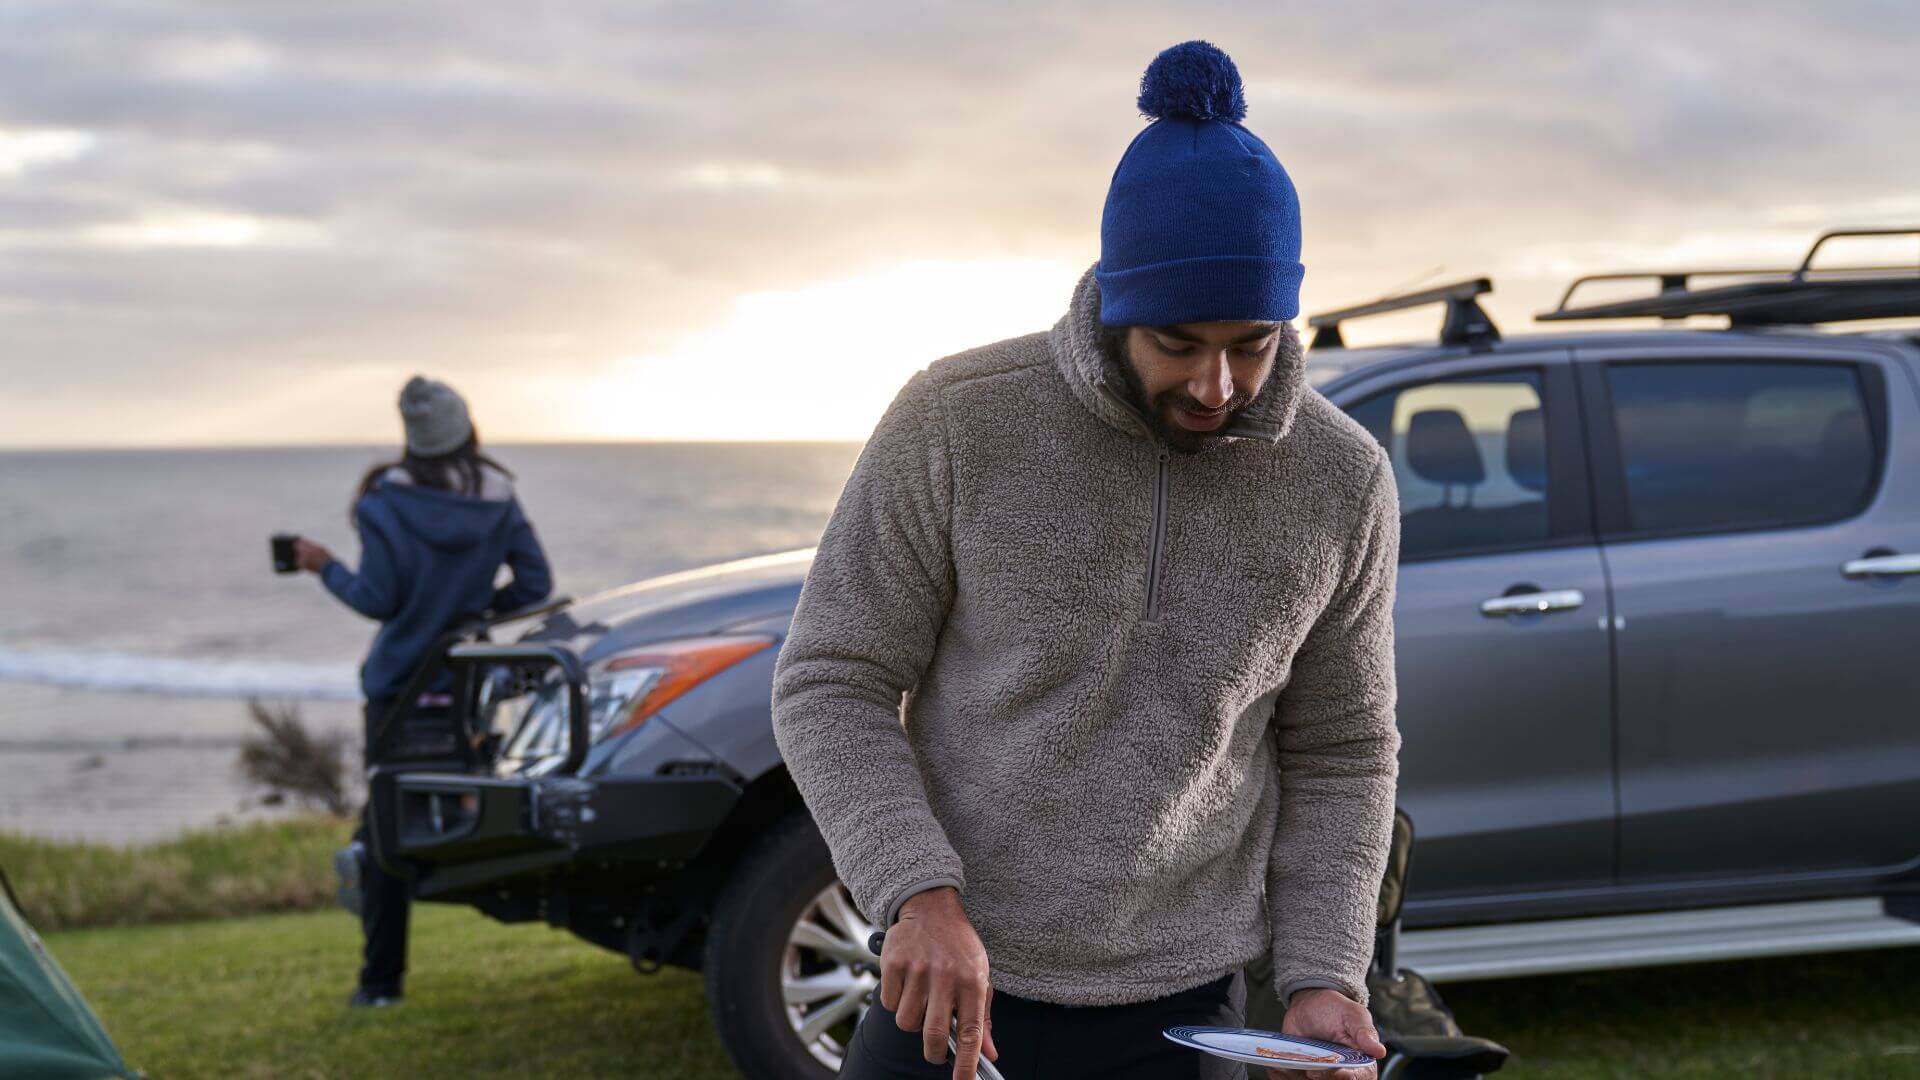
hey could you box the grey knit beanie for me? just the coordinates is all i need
[398,375,473,457]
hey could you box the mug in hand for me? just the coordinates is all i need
[271,533,300,574]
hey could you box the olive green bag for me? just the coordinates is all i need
[1244,811,1510,1079]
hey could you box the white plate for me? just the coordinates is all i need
[1162,1025,1373,1070]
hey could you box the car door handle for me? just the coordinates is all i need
[1841,553,1920,578]
[1480,588,1585,617]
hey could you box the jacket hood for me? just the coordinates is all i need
[365,464,516,550]
[1046,261,1308,444]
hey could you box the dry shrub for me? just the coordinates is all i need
[236,699,352,818]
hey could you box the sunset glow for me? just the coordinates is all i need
[3,5,1917,448]
[570,258,1081,442]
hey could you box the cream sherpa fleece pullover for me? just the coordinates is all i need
[771,262,1401,1008]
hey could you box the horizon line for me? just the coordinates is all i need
[0,436,869,454]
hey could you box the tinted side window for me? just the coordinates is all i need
[1605,362,1877,534]
[1347,370,1550,560]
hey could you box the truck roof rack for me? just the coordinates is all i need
[1537,227,1920,326]
[1307,277,1499,351]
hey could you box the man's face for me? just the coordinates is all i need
[1115,321,1282,452]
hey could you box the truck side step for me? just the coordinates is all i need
[1402,897,1920,982]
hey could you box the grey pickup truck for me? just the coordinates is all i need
[357,227,1920,1079]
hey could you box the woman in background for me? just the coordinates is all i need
[294,375,553,1008]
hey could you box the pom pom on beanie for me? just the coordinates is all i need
[1136,40,1247,122]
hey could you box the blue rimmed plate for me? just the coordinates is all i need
[1163,1025,1373,1069]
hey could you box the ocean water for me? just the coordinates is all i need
[0,443,862,840]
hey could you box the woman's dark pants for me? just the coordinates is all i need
[838,969,1247,1079]
[356,696,410,998]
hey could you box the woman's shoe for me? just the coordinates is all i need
[333,841,365,916]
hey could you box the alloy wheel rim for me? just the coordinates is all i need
[782,880,878,1070]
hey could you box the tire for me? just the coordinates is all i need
[705,811,879,1080]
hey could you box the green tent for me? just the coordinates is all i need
[0,869,137,1079]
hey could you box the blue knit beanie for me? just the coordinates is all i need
[1096,41,1303,327]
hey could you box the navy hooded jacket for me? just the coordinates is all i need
[322,464,553,699]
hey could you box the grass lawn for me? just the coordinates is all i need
[45,903,1920,1078]
[1442,948,1920,1078]
[2,817,346,930]
[52,904,735,1079]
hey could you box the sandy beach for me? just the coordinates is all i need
[2,682,363,843]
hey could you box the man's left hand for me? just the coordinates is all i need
[1266,988,1386,1080]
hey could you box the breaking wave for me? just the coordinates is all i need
[0,647,359,701]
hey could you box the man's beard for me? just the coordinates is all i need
[1110,340,1252,454]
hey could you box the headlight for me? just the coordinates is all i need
[586,664,668,740]
[499,635,773,770]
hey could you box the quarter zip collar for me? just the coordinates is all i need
[1046,262,1309,445]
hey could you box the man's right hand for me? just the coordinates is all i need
[879,886,999,1079]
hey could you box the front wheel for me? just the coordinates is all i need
[705,812,879,1080]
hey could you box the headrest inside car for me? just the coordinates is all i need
[1818,409,1870,471]
[1505,407,1547,493]
[1406,408,1485,487]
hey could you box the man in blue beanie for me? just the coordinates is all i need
[774,40,1400,1080]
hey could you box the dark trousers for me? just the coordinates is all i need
[356,697,410,996]
[839,969,1246,1079]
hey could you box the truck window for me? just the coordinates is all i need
[1604,362,1876,534]
[1346,370,1549,560]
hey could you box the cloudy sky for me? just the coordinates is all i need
[4,1,1918,447]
